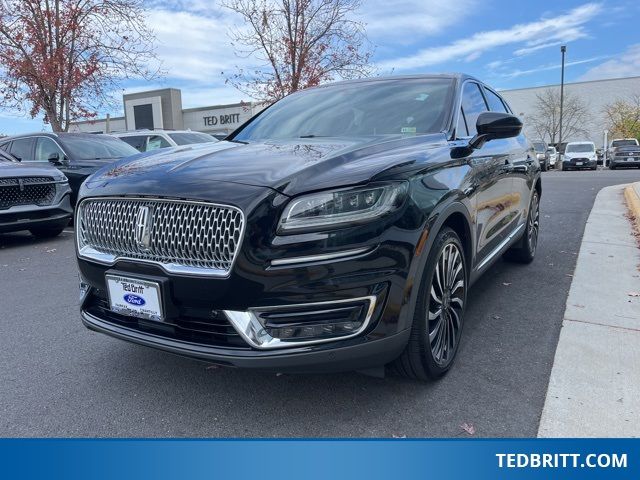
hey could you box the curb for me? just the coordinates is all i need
[624,182,640,234]
[538,184,640,437]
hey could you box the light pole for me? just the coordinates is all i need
[558,45,566,170]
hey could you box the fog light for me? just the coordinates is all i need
[266,320,363,341]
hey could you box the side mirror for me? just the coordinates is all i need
[469,112,523,149]
[48,152,62,165]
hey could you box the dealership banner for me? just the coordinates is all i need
[0,439,636,479]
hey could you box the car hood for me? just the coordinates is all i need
[84,134,449,197]
[0,161,64,179]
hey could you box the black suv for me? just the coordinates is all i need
[75,74,541,380]
[0,149,72,237]
[0,133,139,206]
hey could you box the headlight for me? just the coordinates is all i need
[53,172,68,183]
[278,183,408,233]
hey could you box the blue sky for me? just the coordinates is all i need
[2,0,640,134]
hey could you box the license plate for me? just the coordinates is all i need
[576,161,583,166]
[106,275,163,321]
[628,157,635,162]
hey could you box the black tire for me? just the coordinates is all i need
[392,227,467,380]
[541,164,547,172]
[29,225,65,238]
[609,165,616,170]
[504,191,539,264]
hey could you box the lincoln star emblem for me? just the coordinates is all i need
[134,206,153,250]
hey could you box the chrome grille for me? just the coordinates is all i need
[0,177,56,210]
[77,198,245,276]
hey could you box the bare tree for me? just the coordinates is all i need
[0,0,161,132]
[604,95,640,140]
[527,88,591,145]
[222,0,373,103]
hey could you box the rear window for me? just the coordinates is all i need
[60,135,139,160]
[533,142,546,153]
[566,143,595,153]
[612,140,638,147]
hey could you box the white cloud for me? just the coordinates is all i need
[579,44,640,81]
[514,41,565,57]
[500,56,606,79]
[361,0,476,45]
[377,2,602,71]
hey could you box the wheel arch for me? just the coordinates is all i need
[398,200,474,332]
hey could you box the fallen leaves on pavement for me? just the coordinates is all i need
[460,423,476,435]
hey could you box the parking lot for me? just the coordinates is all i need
[1,169,639,438]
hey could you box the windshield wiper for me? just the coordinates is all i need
[299,134,330,138]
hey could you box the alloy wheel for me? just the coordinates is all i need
[427,243,465,366]
[528,194,540,254]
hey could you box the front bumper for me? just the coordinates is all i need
[610,156,640,167]
[563,158,597,169]
[0,194,72,233]
[77,231,416,372]
[81,308,410,372]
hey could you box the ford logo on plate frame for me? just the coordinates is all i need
[123,294,146,306]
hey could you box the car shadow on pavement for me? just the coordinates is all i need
[0,231,72,249]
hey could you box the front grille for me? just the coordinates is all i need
[77,197,245,276]
[616,151,640,157]
[0,177,56,210]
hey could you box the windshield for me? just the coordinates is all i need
[61,135,139,160]
[168,132,218,145]
[612,140,638,147]
[233,78,454,142]
[566,143,595,153]
[533,142,546,152]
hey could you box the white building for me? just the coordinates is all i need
[70,88,264,137]
[71,76,640,146]
[500,76,640,147]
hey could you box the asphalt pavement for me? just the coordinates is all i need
[2,169,640,438]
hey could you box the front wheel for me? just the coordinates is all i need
[393,227,467,380]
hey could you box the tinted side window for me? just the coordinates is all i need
[120,135,149,152]
[147,135,171,150]
[35,137,65,161]
[456,107,468,137]
[484,88,508,113]
[9,138,35,161]
[461,83,488,136]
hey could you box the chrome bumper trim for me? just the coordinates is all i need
[270,247,373,267]
[224,296,377,350]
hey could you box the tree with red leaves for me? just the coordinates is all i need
[0,0,160,131]
[222,0,373,104]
